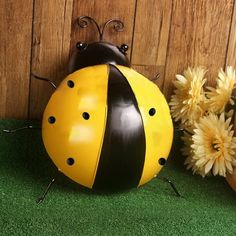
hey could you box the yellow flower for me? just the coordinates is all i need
[189,113,236,177]
[169,67,207,125]
[206,66,236,113]
[181,127,194,157]
[181,127,208,176]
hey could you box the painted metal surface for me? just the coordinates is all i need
[42,65,108,188]
[116,65,173,186]
[69,42,130,73]
[93,64,146,190]
[42,64,173,190]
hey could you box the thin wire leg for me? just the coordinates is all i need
[37,178,55,204]
[31,73,57,89]
[157,176,181,197]
[3,125,39,133]
[151,73,160,82]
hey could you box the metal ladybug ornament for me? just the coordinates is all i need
[4,16,177,202]
[42,16,173,191]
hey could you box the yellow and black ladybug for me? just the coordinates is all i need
[42,16,173,191]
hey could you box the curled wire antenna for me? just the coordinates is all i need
[77,16,124,41]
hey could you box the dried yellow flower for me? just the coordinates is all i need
[169,67,207,126]
[189,113,236,177]
[181,127,208,176]
[206,66,236,113]
[181,127,194,157]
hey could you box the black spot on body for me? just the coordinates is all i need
[67,158,75,166]
[48,116,56,124]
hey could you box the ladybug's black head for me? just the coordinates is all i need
[69,41,130,73]
[68,16,130,73]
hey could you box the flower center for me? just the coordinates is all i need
[212,141,220,152]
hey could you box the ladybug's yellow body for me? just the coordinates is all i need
[42,64,173,190]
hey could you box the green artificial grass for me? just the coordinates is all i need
[0,119,235,236]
